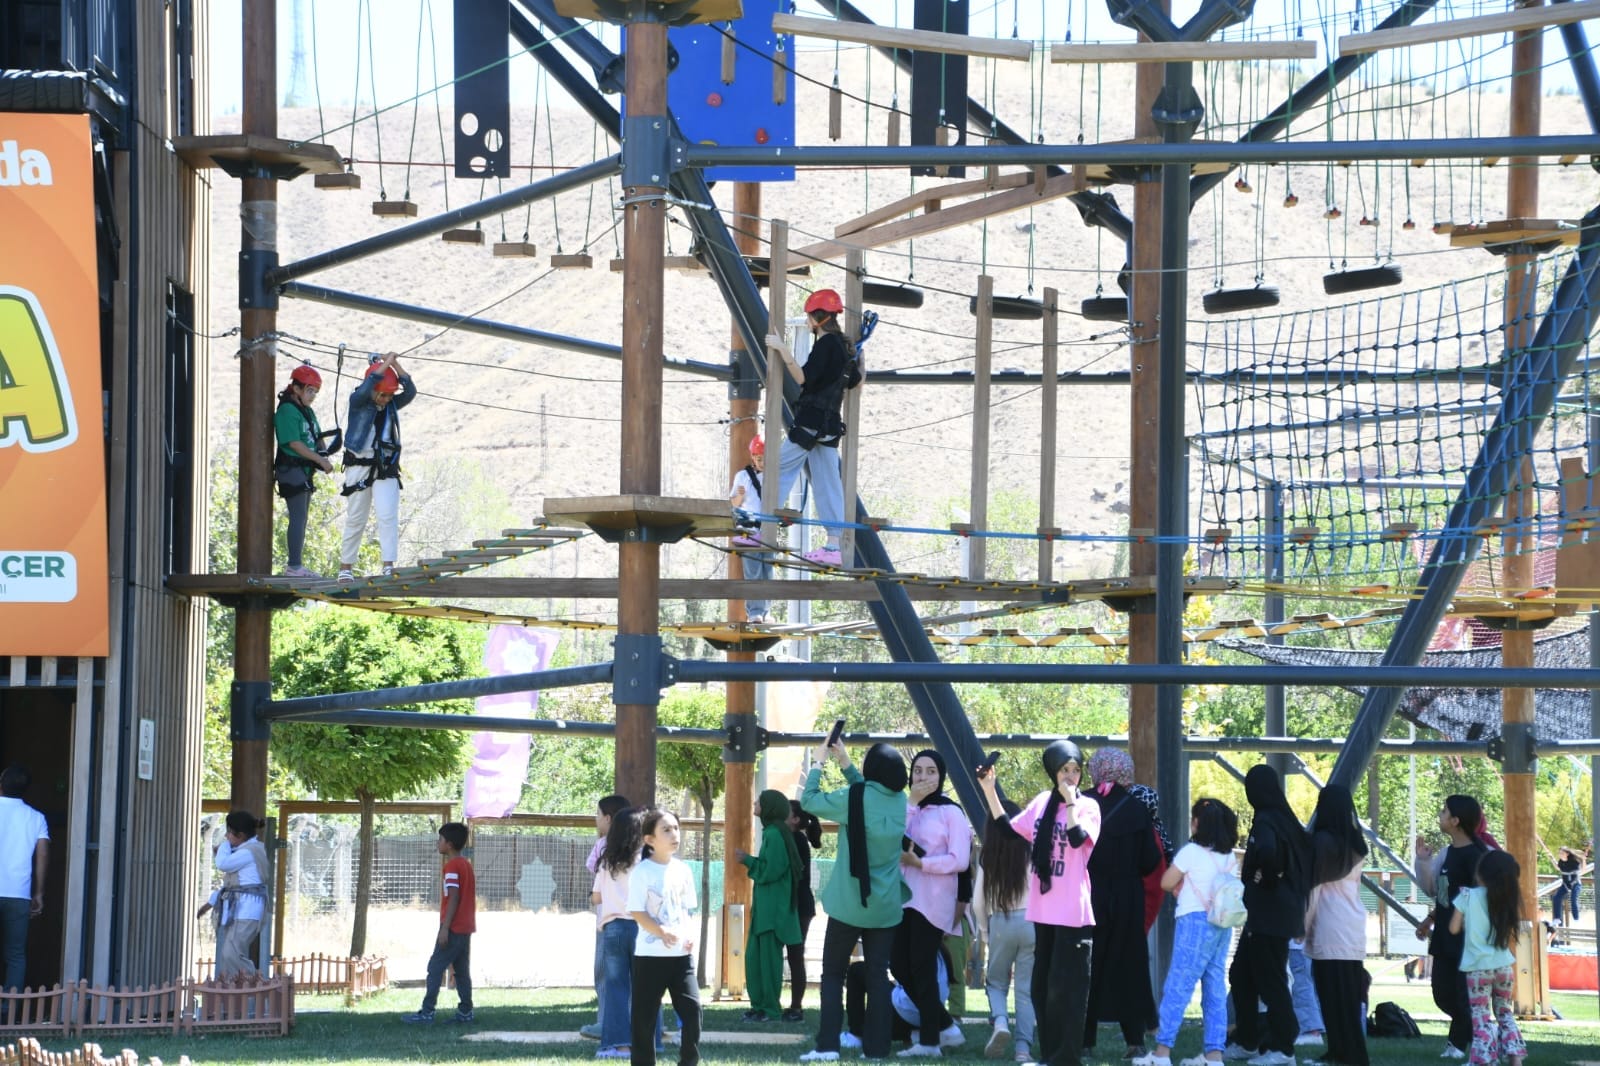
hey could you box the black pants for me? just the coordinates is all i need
[420,932,472,1014]
[787,911,813,1011]
[631,955,701,1066]
[818,917,898,1058]
[846,960,918,1044]
[891,907,953,1046]
[1310,959,1370,1066]
[1430,948,1472,1052]
[1033,924,1093,1066]
[1229,931,1296,1055]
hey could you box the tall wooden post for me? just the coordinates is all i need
[614,19,670,807]
[968,275,994,580]
[1038,288,1058,582]
[1502,0,1546,1016]
[721,182,762,999]
[841,250,865,562]
[231,0,277,819]
[1127,34,1166,784]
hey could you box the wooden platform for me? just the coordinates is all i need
[554,0,742,23]
[1447,218,1582,252]
[172,134,344,177]
[543,495,735,543]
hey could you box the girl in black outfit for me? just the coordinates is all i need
[1420,795,1492,1058]
[786,800,823,1021]
[1227,765,1312,1064]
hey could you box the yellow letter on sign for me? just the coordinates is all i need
[0,286,77,453]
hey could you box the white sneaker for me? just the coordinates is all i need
[799,1052,841,1063]
[1013,1047,1031,1064]
[840,1032,863,1051]
[1178,1057,1218,1066]
[1222,1048,1257,1063]
[985,1028,1011,1059]
[1245,1053,1293,1066]
[898,1045,942,1058]
[1438,1047,1466,1061]
[938,1024,964,1048]
[1293,1033,1323,1047]
[1130,1055,1171,1066]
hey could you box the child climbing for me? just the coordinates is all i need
[729,434,774,622]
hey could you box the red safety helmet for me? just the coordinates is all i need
[367,363,401,394]
[804,289,845,315]
[290,364,322,389]
[749,435,765,457]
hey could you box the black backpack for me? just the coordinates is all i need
[1368,1001,1422,1039]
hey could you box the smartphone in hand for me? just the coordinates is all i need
[826,718,847,748]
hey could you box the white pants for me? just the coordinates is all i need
[775,437,845,545]
[341,477,400,565]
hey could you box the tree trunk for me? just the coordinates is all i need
[698,788,713,987]
[351,790,375,957]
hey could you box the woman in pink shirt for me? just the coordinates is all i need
[977,741,1100,1066]
[893,750,975,1056]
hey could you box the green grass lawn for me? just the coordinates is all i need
[13,985,1600,1065]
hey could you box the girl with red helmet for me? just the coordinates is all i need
[337,352,417,582]
[771,289,863,566]
[273,363,334,578]
[728,435,773,622]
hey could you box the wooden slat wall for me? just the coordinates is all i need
[98,0,212,988]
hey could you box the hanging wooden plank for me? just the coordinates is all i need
[1052,40,1317,62]
[1339,0,1600,55]
[771,13,1032,60]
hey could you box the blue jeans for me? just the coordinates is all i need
[600,920,663,1051]
[1290,942,1324,1033]
[1552,882,1580,923]
[420,931,472,1014]
[1155,913,1231,1053]
[0,897,29,992]
[985,908,1036,1055]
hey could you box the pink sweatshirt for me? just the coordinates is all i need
[903,800,975,934]
[1008,789,1100,928]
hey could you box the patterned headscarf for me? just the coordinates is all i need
[1087,748,1135,795]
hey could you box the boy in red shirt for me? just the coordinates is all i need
[403,822,476,1023]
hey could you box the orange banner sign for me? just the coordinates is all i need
[0,113,109,656]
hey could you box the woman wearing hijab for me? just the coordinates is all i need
[1081,749,1161,1061]
[1224,765,1312,1066]
[786,800,824,1021]
[978,740,1101,1066]
[894,750,975,1056]
[739,789,806,1023]
[1304,785,1370,1066]
[800,739,910,1062]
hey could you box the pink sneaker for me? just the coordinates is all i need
[733,534,762,548]
[802,546,842,566]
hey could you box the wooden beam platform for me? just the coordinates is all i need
[772,13,1032,61]
[835,172,1034,238]
[1051,40,1317,63]
[1447,218,1582,250]
[172,134,344,176]
[1339,0,1600,56]
[543,494,734,543]
[555,0,742,23]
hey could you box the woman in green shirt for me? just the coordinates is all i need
[272,364,333,578]
[739,789,805,1022]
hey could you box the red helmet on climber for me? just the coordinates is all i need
[749,435,765,457]
[804,289,845,316]
[289,363,322,389]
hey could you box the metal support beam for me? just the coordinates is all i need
[261,662,615,718]
[267,155,622,285]
[279,281,730,379]
[1264,482,1288,778]
[1555,0,1600,133]
[1327,204,1600,795]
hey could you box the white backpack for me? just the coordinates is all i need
[1205,852,1248,928]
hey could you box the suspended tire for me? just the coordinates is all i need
[1080,296,1129,321]
[970,294,1045,320]
[1202,285,1280,314]
[862,282,925,308]
[1323,264,1404,295]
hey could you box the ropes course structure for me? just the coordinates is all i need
[181,0,1600,1006]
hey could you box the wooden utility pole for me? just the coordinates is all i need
[231,0,277,819]
[1127,31,1166,784]
[613,19,671,807]
[1502,0,1546,1015]
[720,181,762,999]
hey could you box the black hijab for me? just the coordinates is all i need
[1245,764,1312,890]
[849,743,907,906]
[911,749,959,807]
[1311,783,1368,885]
[1031,740,1082,894]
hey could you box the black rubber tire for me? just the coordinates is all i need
[969,294,1044,320]
[1080,296,1129,321]
[862,282,925,308]
[1203,285,1281,314]
[1323,264,1404,295]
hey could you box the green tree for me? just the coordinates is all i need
[656,688,728,983]
[269,606,481,955]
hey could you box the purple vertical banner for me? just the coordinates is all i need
[463,626,560,818]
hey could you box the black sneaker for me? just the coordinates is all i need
[782,1008,805,1023]
[402,1010,436,1024]
[449,1009,475,1023]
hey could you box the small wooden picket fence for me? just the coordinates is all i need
[0,1037,189,1066]
[0,976,293,1039]
[195,953,387,1005]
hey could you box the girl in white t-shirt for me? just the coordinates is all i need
[627,808,702,1066]
[1134,799,1240,1066]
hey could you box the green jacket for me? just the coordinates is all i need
[741,822,804,944]
[802,765,908,928]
